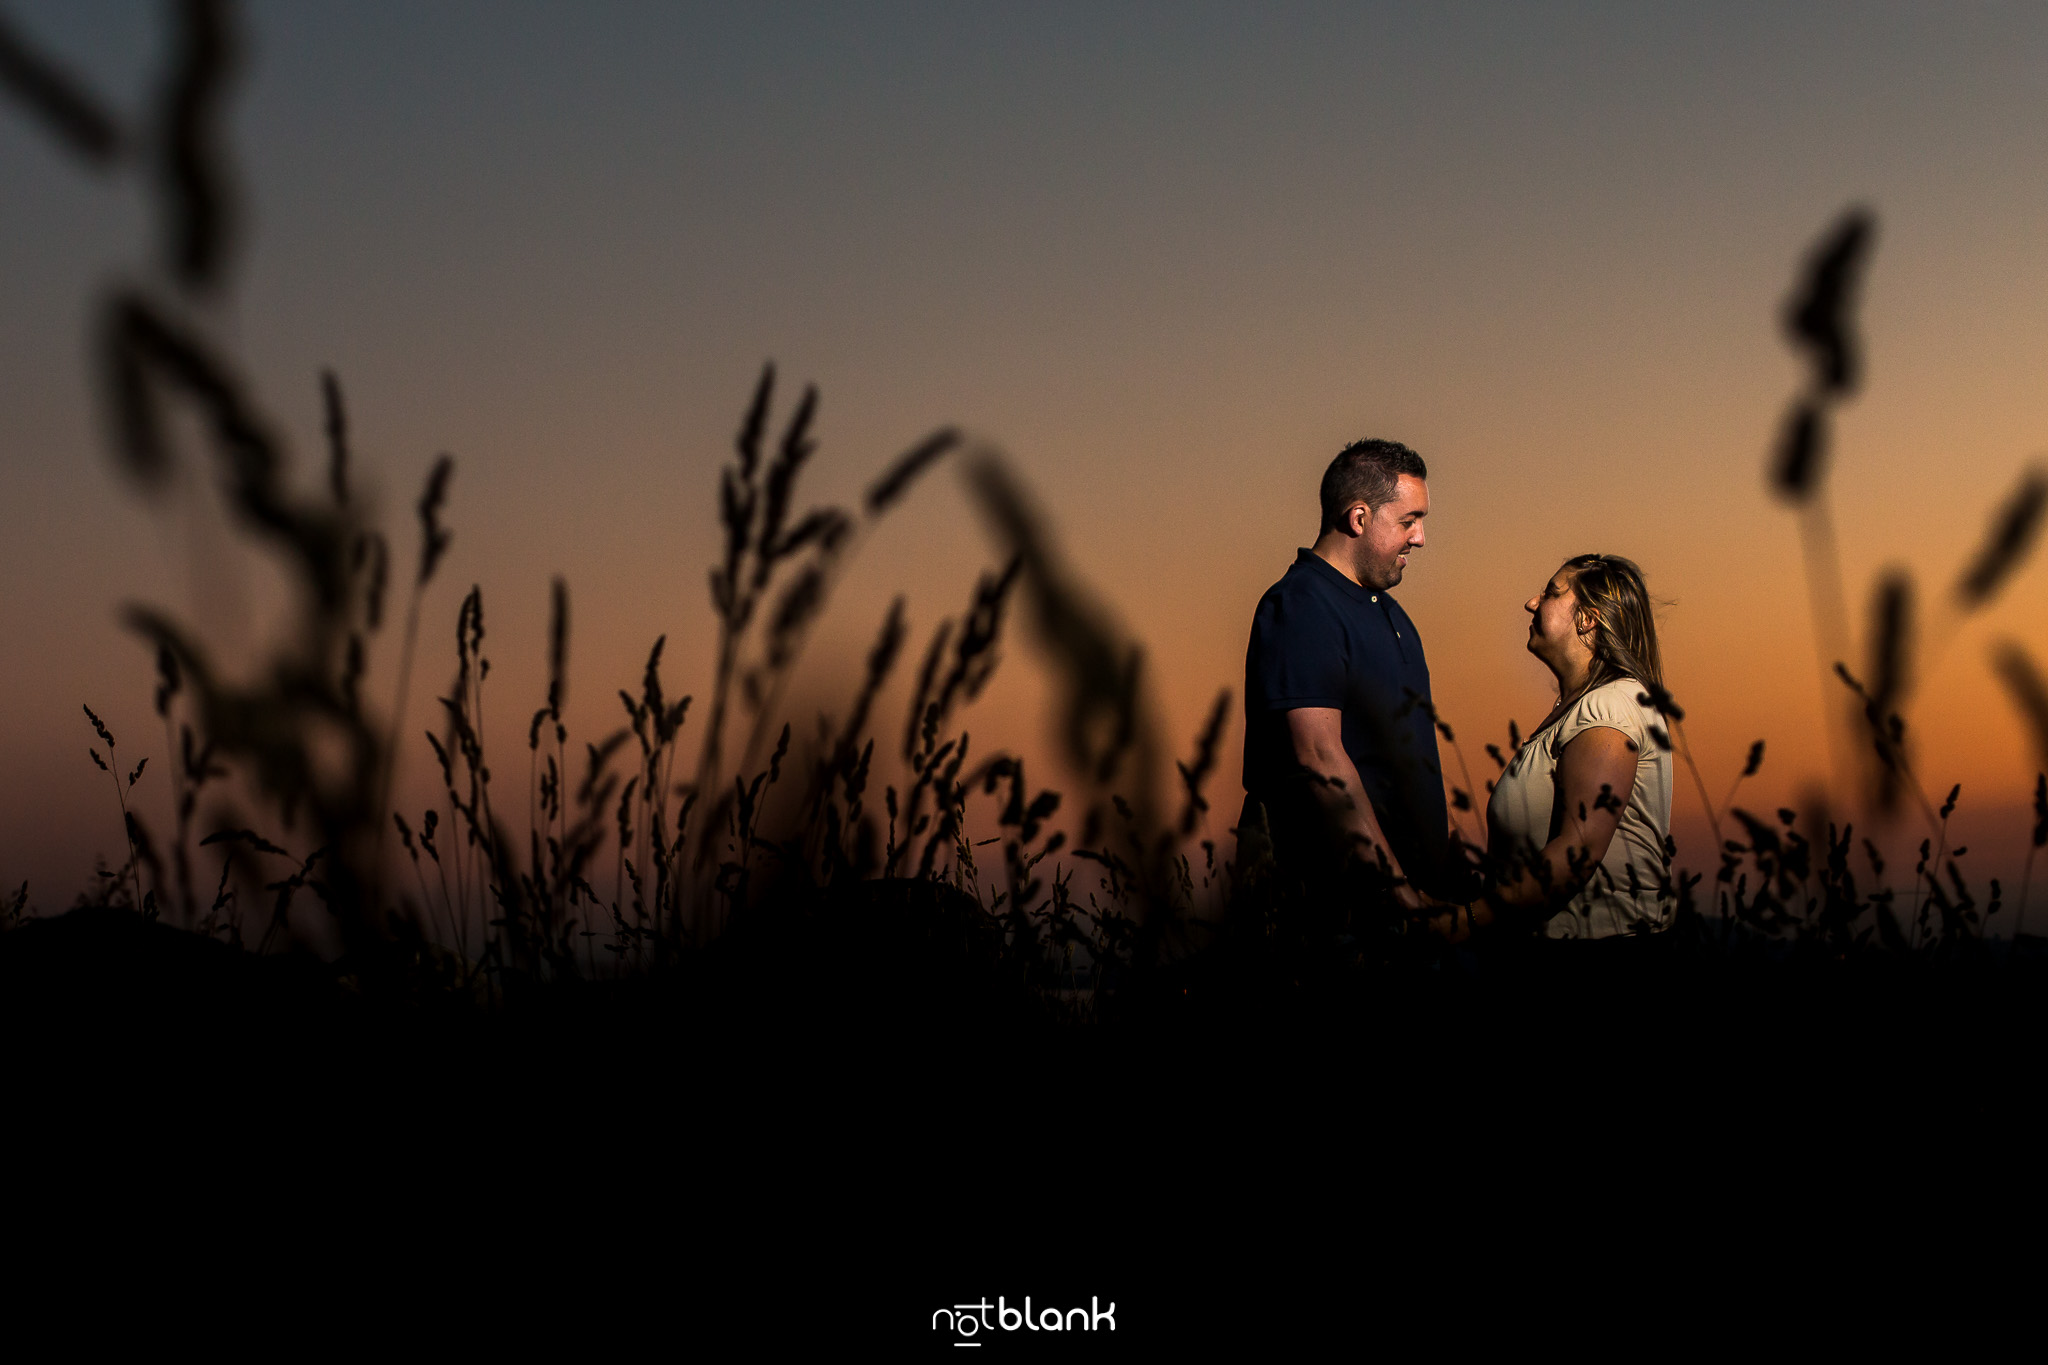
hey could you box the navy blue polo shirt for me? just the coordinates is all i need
[1242,548,1449,891]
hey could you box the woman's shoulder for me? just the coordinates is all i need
[1578,677,1654,713]
[1561,678,1654,743]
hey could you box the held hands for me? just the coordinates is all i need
[1389,886,1469,943]
[1423,902,1471,945]
[1420,896,1503,945]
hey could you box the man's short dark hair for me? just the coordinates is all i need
[1320,439,1427,532]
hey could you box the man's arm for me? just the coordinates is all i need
[1434,726,1638,942]
[1284,706,1430,912]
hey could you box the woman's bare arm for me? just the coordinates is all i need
[1434,726,1639,941]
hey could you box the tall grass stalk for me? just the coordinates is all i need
[83,704,144,913]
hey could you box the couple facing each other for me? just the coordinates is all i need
[1242,437,1673,943]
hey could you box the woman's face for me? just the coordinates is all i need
[1525,568,1593,673]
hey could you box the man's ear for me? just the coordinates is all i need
[1348,502,1372,537]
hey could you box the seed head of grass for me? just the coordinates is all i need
[1771,400,1827,502]
[1956,465,2048,610]
[1176,689,1231,837]
[865,428,960,517]
[1991,641,2048,773]
[1868,568,1912,715]
[323,370,349,504]
[84,703,115,748]
[0,11,124,166]
[159,0,240,292]
[1783,206,1875,398]
[548,576,568,721]
[416,455,454,587]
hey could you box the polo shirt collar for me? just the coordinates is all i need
[1295,547,1383,606]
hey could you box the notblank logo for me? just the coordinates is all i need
[933,1297,1116,1344]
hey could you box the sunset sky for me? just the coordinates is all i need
[6,1,2048,908]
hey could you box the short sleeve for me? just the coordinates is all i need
[1249,590,1347,710]
[1556,680,1648,754]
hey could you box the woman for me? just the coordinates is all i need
[1437,553,1674,943]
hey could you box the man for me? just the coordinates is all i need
[1240,438,1453,918]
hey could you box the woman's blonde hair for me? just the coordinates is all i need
[1562,553,1664,694]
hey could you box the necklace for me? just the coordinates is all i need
[1534,674,1601,738]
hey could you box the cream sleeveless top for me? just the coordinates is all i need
[1485,677,1674,939]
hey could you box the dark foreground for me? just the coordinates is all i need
[7,900,2044,1345]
